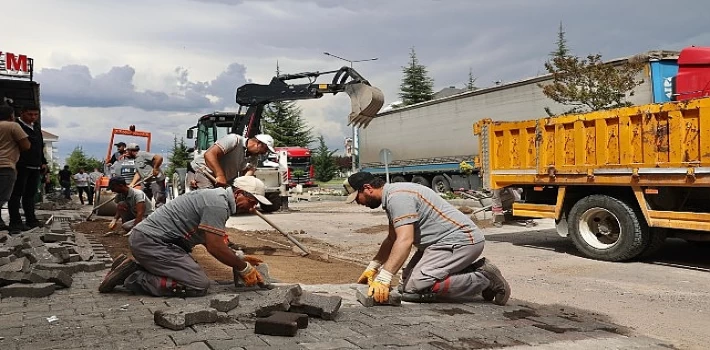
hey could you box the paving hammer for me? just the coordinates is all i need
[196,166,310,256]
[86,175,153,222]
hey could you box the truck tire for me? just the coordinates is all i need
[568,194,649,261]
[259,193,282,213]
[638,228,667,259]
[391,175,407,183]
[431,175,451,193]
[411,176,430,188]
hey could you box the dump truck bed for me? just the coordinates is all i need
[475,97,710,190]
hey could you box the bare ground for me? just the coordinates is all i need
[73,219,363,284]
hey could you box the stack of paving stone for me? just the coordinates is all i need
[0,216,111,298]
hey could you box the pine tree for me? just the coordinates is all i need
[467,68,478,91]
[550,22,569,58]
[311,135,337,182]
[262,63,315,147]
[166,135,190,178]
[399,47,435,105]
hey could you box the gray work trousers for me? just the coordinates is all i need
[123,230,210,297]
[143,181,166,209]
[401,242,490,301]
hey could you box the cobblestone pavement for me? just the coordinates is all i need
[0,270,676,350]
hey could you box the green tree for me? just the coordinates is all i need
[166,135,190,178]
[399,47,435,105]
[311,135,337,182]
[467,68,478,91]
[539,23,645,115]
[333,155,352,174]
[262,63,315,147]
[65,146,103,174]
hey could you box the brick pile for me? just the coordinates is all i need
[0,216,110,298]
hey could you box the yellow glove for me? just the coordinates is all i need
[108,219,118,230]
[368,269,393,303]
[243,255,263,266]
[238,262,264,287]
[368,280,391,303]
[357,261,382,284]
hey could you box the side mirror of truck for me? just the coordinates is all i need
[186,129,194,139]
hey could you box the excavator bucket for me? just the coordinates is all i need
[345,82,385,128]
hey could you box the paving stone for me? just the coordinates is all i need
[45,244,71,262]
[355,285,402,307]
[0,257,30,273]
[0,255,16,266]
[72,261,106,272]
[0,231,7,243]
[269,311,309,329]
[154,305,218,330]
[49,222,66,234]
[233,263,274,287]
[290,292,342,320]
[210,294,240,312]
[175,342,211,350]
[299,338,359,350]
[255,312,299,337]
[0,247,13,258]
[20,246,59,264]
[0,271,26,286]
[33,263,76,274]
[41,233,71,243]
[74,245,94,262]
[254,284,302,317]
[20,234,44,249]
[0,282,55,298]
[26,269,73,288]
[67,254,82,263]
[206,334,270,350]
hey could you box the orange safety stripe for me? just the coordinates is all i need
[183,226,197,240]
[388,190,476,244]
[160,276,167,290]
[392,213,418,224]
[198,224,226,236]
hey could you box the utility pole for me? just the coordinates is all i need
[323,52,378,173]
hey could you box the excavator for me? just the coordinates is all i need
[171,66,384,210]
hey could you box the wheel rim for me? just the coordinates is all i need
[434,180,447,193]
[578,207,621,249]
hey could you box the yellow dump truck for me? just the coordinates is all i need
[474,97,710,261]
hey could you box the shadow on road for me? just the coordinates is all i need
[485,227,710,271]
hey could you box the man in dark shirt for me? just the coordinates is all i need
[58,165,72,199]
[8,107,47,234]
[109,142,126,165]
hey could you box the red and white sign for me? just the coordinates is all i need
[0,51,31,78]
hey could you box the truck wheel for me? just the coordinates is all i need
[431,175,451,193]
[568,194,649,261]
[391,175,407,183]
[411,176,430,188]
[259,193,282,213]
[638,228,667,259]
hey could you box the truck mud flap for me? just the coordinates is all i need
[345,82,384,128]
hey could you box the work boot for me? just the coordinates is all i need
[99,258,138,293]
[26,220,43,229]
[110,254,128,271]
[477,258,511,306]
[8,222,31,235]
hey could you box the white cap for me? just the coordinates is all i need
[254,134,276,153]
[233,175,272,205]
[126,143,140,151]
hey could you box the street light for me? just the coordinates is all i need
[323,52,378,174]
[323,52,378,68]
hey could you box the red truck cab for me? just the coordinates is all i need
[274,147,315,188]
[674,46,710,101]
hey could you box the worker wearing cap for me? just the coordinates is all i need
[188,134,275,189]
[106,176,154,233]
[109,142,127,165]
[344,171,511,306]
[123,143,167,208]
[99,175,272,297]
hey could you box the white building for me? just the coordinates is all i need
[42,130,59,167]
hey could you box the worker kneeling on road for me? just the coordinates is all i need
[345,172,511,305]
[98,176,272,297]
[106,176,154,233]
[187,133,275,189]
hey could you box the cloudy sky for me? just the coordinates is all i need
[5,0,710,163]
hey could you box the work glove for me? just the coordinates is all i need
[368,269,393,303]
[108,218,118,230]
[243,255,263,266]
[357,261,382,285]
[238,262,264,287]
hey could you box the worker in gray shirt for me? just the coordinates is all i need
[124,143,166,208]
[106,177,153,233]
[344,172,511,305]
[188,133,275,189]
[98,176,272,297]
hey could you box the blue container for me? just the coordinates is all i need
[650,60,679,103]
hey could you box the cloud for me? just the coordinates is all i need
[36,62,249,112]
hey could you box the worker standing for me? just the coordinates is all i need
[0,105,30,231]
[73,168,92,205]
[98,176,272,297]
[187,134,275,189]
[106,176,153,233]
[109,142,127,165]
[123,143,166,208]
[344,171,511,305]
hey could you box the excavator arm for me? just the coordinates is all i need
[234,66,384,138]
